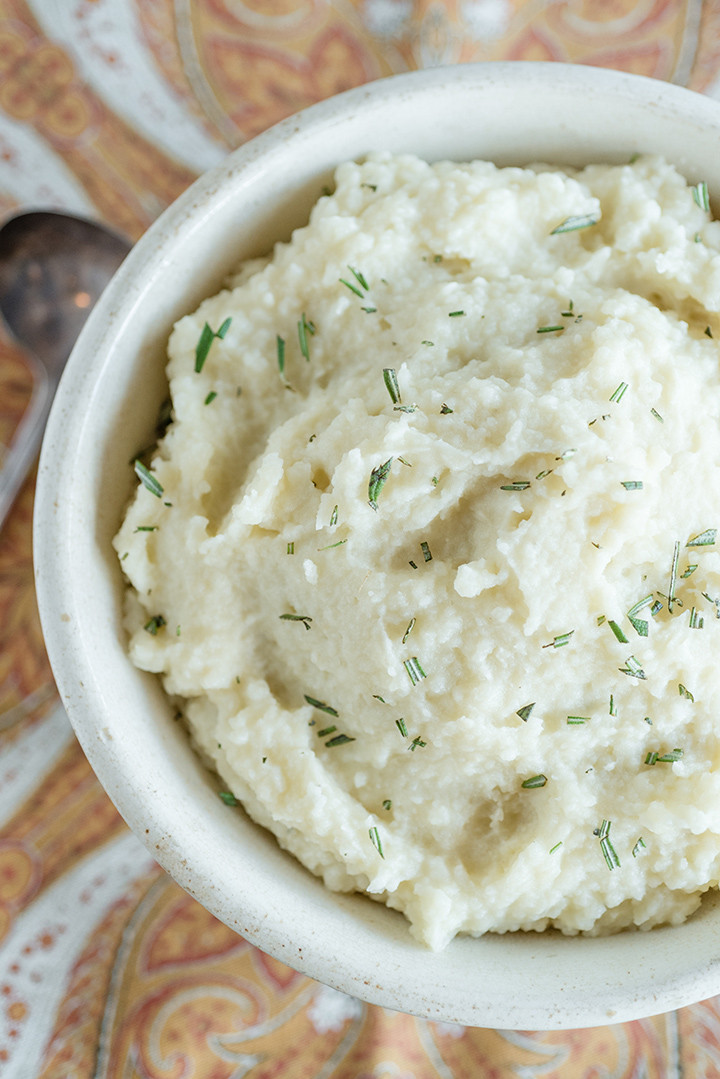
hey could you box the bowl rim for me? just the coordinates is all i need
[33,60,720,1030]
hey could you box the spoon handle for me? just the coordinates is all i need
[0,357,51,529]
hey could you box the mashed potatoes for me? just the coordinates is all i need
[115,152,720,949]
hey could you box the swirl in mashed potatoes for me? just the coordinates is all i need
[115,152,720,949]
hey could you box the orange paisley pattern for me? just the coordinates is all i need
[3,1,720,1075]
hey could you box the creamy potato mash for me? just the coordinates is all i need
[115,153,720,949]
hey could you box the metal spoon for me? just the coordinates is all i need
[0,210,131,528]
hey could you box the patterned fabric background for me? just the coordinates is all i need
[3,1,720,1076]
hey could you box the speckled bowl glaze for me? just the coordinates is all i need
[34,63,720,1030]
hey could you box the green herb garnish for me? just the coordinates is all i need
[621,480,643,491]
[402,618,416,644]
[369,826,384,858]
[521,774,547,789]
[143,615,166,636]
[204,391,217,405]
[537,325,564,334]
[609,381,628,403]
[516,703,535,722]
[567,715,589,725]
[404,657,426,685]
[408,736,427,752]
[440,403,454,414]
[368,458,393,510]
[597,819,620,870]
[383,368,401,405]
[304,695,339,717]
[219,791,238,806]
[687,529,716,547]
[544,631,574,649]
[619,655,646,679]
[500,481,531,491]
[608,620,629,643]
[297,313,315,361]
[195,317,231,373]
[325,733,355,747]
[279,613,312,630]
[276,334,285,375]
[134,459,164,498]
[693,180,710,211]
[551,213,599,234]
[678,683,694,700]
[632,837,647,858]
[420,541,432,563]
[396,718,408,737]
[668,540,680,612]
[382,799,392,811]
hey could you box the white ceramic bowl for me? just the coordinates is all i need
[34,62,720,1030]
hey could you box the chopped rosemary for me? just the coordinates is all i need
[627,595,653,637]
[369,826,384,858]
[597,819,620,870]
[383,368,401,405]
[317,539,347,550]
[567,715,589,725]
[396,718,408,737]
[368,458,393,510]
[349,266,368,290]
[440,403,454,414]
[408,736,427,752]
[340,276,364,298]
[543,631,574,649]
[325,733,355,747]
[204,391,217,405]
[134,525,158,533]
[521,774,547,789]
[645,748,683,765]
[687,528,716,547]
[650,407,664,423]
[500,481,531,491]
[537,325,564,334]
[402,618,416,644]
[608,620,629,643]
[619,655,646,679]
[279,613,312,630]
[361,306,377,313]
[609,381,628,403]
[317,726,337,738]
[219,791,238,806]
[681,565,698,578]
[194,317,231,373]
[276,334,285,375]
[678,683,695,700]
[516,703,535,722]
[705,326,713,338]
[287,541,295,555]
[668,541,680,613]
[448,310,465,317]
[420,541,432,563]
[297,313,315,361]
[689,606,704,629]
[693,180,710,212]
[404,657,426,685]
[329,505,338,527]
[134,459,164,498]
[632,837,647,858]
[609,694,617,716]
[303,694,339,717]
[383,799,392,811]
[621,480,643,491]
[144,615,166,635]
[549,841,562,854]
[550,213,599,234]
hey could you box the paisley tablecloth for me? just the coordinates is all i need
[3,2,720,1076]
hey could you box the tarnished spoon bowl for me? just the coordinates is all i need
[0,210,130,527]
